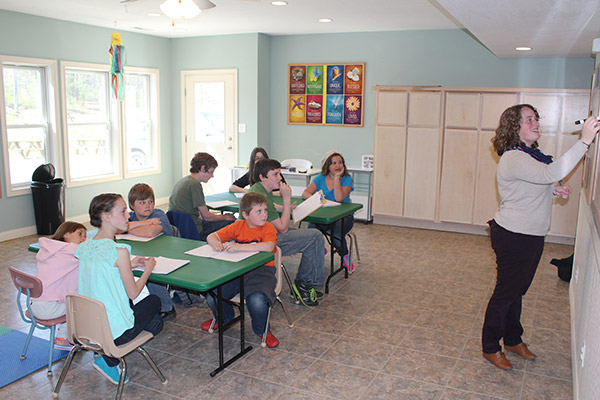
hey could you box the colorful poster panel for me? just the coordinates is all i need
[306,65,324,95]
[306,95,323,123]
[289,94,306,123]
[344,95,362,125]
[325,95,343,124]
[344,64,363,95]
[326,65,344,95]
[289,66,306,94]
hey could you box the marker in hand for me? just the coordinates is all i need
[574,116,600,125]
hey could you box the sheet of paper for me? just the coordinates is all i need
[116,232,163,242]
[206,200,239,208]
[292,190,325,223]
[132,256,190,274]
[184,244,257,262]
[323,199,341,207]
[234,192,245,199]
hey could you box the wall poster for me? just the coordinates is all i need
[287,63,365,127]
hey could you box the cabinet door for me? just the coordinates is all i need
[403,127,440,220]
[481,93,519,130]
[473,131,501,225]
[373,126,406,216]
[377,91,407,126]
[445,92,479,128]
[408,92,441,127]
[439,129,478,223]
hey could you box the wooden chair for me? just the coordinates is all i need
[207,247,294,346]
[52,294,167,400]
[9,266,67,376]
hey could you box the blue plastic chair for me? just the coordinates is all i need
[9,266,67,376]
[166,210,202,241]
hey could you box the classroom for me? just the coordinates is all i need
[1,1,600,399]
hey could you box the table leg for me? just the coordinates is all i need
[210,277,253,377]
[324,218,349,293]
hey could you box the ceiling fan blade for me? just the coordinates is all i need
[196,0,217,10]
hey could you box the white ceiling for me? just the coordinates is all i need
[0,0,599,58]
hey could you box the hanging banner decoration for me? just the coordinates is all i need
[109,32,127,101]
[288,62,364,127]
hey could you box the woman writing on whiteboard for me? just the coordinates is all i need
[482,104,599,370]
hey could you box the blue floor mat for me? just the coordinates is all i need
[0,327,69,388]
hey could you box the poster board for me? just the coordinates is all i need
[287,63,365,127]
[586,63,600,228]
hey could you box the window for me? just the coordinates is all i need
[61,62,160,185]
[123,68,160,177]
[0,56,59,196]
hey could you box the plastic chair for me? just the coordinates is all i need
[9,266,67,376]
[281,158,313,173]
[166,210,202,240]
[52,294,168,400]
[206,247,294,346]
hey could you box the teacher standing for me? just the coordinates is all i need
[482,104,599,370]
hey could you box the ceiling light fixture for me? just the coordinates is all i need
[516,46,532,51]
[147,12,162,17]
[160,0,201,21]
[318,18,333,23]
[272,1,288,5]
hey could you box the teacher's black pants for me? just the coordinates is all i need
[482,220,544,354]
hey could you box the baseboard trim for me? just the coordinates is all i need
[373,215,574,245]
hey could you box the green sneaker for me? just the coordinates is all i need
[291,279,319,307]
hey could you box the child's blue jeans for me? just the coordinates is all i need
[206,278,270,337]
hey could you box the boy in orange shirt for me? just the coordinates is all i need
[201,192,279,347]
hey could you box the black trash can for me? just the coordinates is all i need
[31,164,65,235]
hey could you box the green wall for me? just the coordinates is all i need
[0,10,595,235]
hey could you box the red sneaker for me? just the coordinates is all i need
[201,319,217,332]
[260,332,279,348]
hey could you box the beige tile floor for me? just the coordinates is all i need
[0,224,574,399]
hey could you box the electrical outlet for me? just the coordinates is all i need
[238,123,246,133]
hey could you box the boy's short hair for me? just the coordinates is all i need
[128,183,155,208]
[190,152,218,173]
[253,159,281,183]
[240,192,268,216]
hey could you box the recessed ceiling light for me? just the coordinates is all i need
[147,12,162,17]
[318,18,333,23]
[272,1,287,5]
[516,47,532,51]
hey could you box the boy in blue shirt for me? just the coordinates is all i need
[127,183,176,321]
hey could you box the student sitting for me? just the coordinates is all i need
[76,193,162,385]
[169,152,235,241]
[303,151,355,273]
[128,183,176,321]
[229,147,285,194]
[32,221,87,350]
[200,192,280,347]
[248,159,325,307]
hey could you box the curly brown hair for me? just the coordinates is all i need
[491,104,540,156]
[190,152,218,174]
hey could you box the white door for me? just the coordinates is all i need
[182,69,237,194]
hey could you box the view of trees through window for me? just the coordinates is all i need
[2,65,50,187]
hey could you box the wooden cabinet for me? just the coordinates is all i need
[373,85,588,242]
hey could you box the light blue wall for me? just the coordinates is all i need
[269,29,595,168]
[0,10,595,235]
[170,33,262,169]
[0,10,173,232]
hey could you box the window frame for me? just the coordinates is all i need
[123,66,161,178]
[0,55,60,197]
[60,61,121,186]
